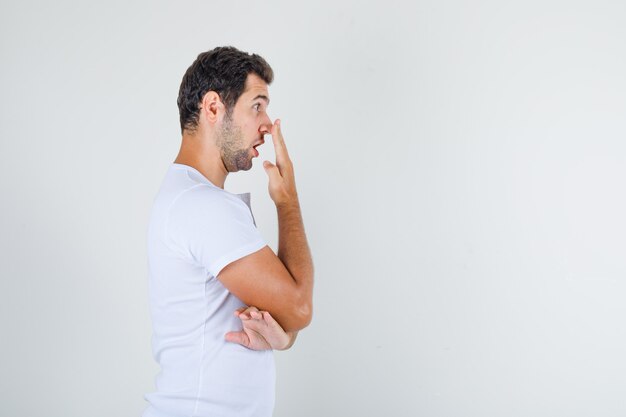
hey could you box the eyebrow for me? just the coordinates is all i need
[251,94,270,105]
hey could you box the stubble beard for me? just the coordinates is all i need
[216,113,252,172]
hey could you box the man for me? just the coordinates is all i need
[142,46,314,417]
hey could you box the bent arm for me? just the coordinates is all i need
[218,200,313,332]
[218,118,314,333]
[218,244,311,332]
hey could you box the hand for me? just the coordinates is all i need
[263,119,299,207]
[225,305,296,351]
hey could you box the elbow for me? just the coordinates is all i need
[283,299,313,333]
[298,301,313,329]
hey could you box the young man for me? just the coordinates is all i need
[142,46,314,417]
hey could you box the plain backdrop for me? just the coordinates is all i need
[1,1,625,416]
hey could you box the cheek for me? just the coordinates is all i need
[242,117,260,134]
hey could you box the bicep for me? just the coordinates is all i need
[217,245,309,331]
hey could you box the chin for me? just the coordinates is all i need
[226,155,253,172]
[231,162,253,172]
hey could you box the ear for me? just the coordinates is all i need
[199,91,225,127]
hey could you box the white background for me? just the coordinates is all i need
[1,1,625,416]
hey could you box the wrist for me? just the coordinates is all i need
[276,197,300,211]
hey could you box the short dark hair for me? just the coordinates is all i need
[177,46,274,134]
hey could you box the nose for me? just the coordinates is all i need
[259,113,272,136]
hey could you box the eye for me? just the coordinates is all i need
[254,103,262,112]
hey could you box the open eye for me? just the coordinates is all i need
[254,103,262,112]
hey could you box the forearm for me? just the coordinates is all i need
[277,201,314,309]
[265,118,313,328]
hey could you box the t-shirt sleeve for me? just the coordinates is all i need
[166,186,267,278]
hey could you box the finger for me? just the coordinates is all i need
[233,306,247,316]
[263,160,281,181]
[239,312,252,320]
[250,310,263,320]
[225,331,250,347]
[262,311,280,327]
[270,119,290,164]
[240,305,259,319]
[270,119,283,149]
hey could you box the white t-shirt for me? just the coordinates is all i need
[142,163,275,417]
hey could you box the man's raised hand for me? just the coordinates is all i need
[262,119,299,207]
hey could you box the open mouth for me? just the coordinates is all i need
[252,140,264,155]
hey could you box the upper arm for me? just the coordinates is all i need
[167,188,311,332]
[217,245,312,332]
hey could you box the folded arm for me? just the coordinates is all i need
[218,118,314,333]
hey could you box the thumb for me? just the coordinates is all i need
[263,160,280,180]
[225,331,250,347]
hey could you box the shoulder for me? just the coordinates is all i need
[163,185,264,267]
[168,185,250,223]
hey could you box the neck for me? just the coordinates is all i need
[174,134,228,189]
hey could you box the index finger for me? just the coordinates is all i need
[270,119,290,162]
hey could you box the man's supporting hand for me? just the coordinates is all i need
[225,306,298,351]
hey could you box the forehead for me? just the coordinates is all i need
[241,73,270,102]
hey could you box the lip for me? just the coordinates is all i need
[252,139,264,157]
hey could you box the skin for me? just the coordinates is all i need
[225,305,298,351]
[216,113,252,172]
[174,73,298,350]
[174,72,273,189]
[215,116,313,333]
